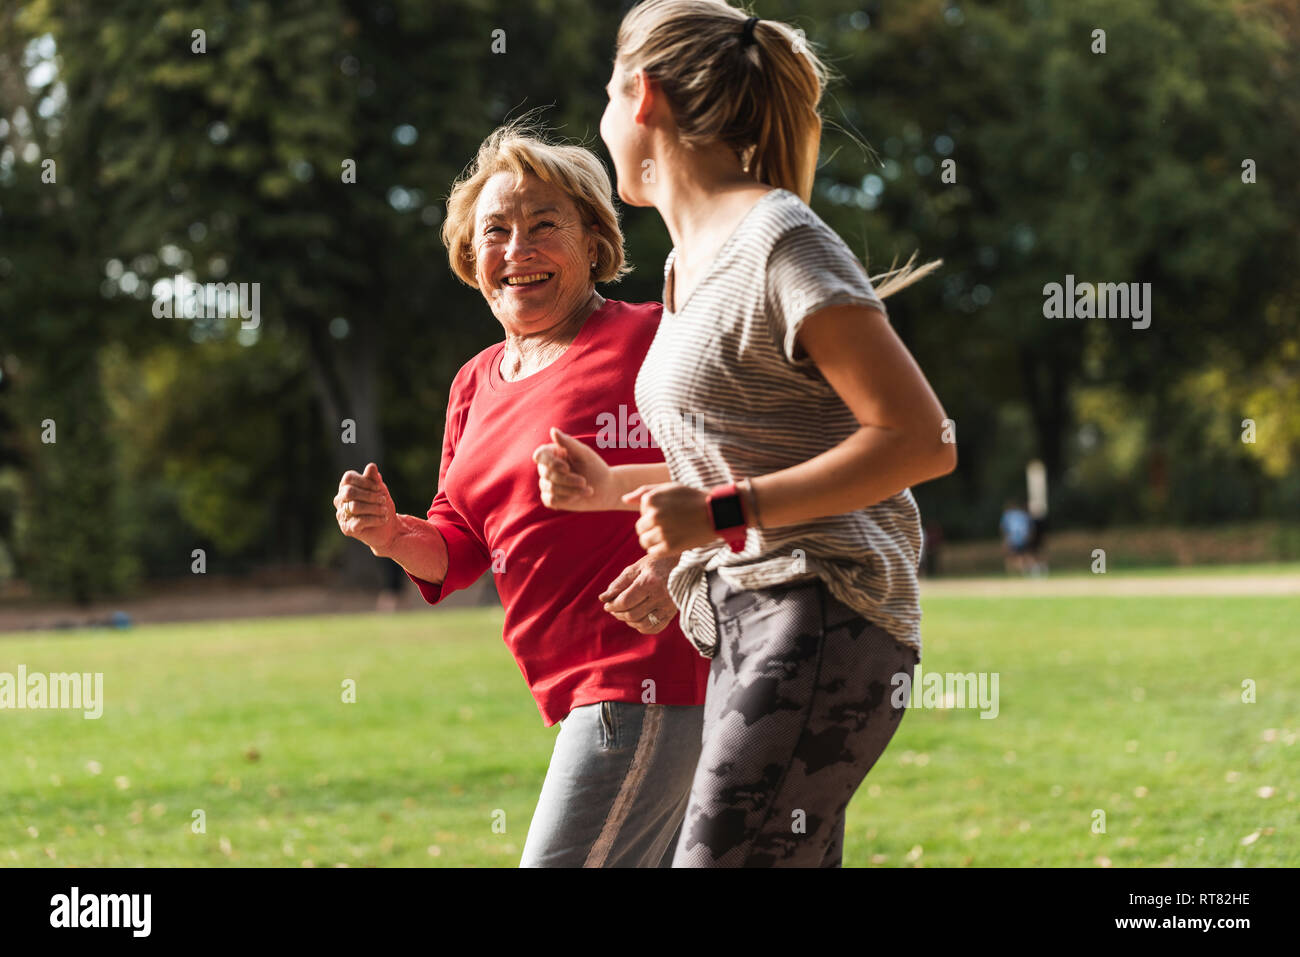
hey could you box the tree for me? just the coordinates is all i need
[805,0,1298,529]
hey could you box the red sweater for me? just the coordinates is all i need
[407,299,709,725]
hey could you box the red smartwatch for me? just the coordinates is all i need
[706,482,750,553]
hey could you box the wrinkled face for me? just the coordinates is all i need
[472,171,598,336]
[599,60,651,207]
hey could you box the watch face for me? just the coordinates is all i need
[710,494,746,531]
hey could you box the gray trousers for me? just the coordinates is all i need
[670,571,919,867]
[519,700,704,867]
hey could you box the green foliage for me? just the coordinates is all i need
[804,0,1300,528]
[0,0,1297,595]
[12,358,140,602]
[100,331,329,571]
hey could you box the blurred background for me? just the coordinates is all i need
[0,0,1297,615]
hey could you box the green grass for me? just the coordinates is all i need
[2,594,1297,867]
[939,560,1300,580]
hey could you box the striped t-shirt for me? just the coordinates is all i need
[633,187,923,660]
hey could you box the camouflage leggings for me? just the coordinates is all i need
[671,571,919,867]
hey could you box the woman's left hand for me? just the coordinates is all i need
[600,553,678,634]
[623,483,716,557]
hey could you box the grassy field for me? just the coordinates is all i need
[939,560,1300,580]
[1,591,1297,867]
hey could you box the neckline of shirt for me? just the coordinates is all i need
[487,296,613,393]
[663,187,792,316]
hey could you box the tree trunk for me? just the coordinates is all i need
[1020,346,1070,490]
[304,317,384,589]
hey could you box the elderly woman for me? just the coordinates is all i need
[333,123,708,867]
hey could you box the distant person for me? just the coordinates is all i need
[1026,512,1049,577]
[1024,459,1049,577]
[334,124,708,867]
[999,500,1033,574]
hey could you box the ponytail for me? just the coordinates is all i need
[616,1,940,296]
[616,0,825,202]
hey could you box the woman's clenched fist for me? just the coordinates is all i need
[334,462,399,556]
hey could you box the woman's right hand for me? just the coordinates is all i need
[533,427,619,511]
[334,462,400,556]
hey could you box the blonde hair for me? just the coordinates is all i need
[615,0,939,299]
[442,120,629,288]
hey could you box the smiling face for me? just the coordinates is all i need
[599,60,653,207]
[473,171,599,337]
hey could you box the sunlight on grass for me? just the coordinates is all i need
[1,596,1296,867]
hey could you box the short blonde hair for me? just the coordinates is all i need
[442,121,629,288]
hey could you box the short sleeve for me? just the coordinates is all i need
[765,224,889,365]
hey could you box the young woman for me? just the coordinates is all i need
[535,0,955,866]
